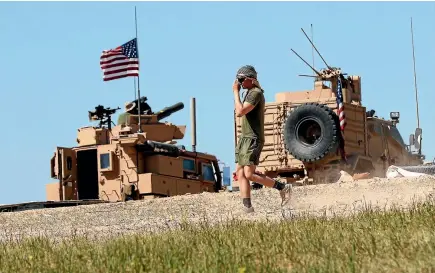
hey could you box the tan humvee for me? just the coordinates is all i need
[47,97,222,202]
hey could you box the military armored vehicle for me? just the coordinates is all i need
[233,28,424,187]
[46,96,223,202]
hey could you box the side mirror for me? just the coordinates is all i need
[414,128,422,150]
[409,134,415,146]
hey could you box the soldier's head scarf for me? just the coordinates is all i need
[236,65,258,79]
[236,65,263,91]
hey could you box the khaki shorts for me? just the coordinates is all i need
[235,137,264,166]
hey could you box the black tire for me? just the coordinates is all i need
[283,103,340,162]
[397,165,435,175]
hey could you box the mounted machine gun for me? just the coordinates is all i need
[88,105,121,130]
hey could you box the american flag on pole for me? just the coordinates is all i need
[100,38,139,81]
[336,76,347,160]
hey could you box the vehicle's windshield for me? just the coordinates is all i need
[369,121,407,148]
[387,125,406,147]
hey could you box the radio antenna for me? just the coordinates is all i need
[301,27,331,69]
[311,24,315,75]
[290,48,322,76]
[411,17,422,156]
[410,17,420,130]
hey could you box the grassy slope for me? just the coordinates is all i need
[1,201,435,273]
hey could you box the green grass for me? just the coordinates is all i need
[2,201,435,273]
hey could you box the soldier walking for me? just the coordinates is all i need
[232,65,293,213]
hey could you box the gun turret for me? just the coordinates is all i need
[110,100,187,144]
[155,102,185,121]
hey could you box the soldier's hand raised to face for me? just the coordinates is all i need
[233,79,241,93]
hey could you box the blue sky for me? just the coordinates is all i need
[0,1,434,204]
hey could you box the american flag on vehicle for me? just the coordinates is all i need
[336,76,347,160]
[336,76,346,131]
[100,38,139,81]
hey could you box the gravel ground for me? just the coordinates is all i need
[1,176,435,243]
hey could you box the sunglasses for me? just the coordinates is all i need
[237,77,246,84]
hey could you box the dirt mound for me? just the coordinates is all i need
[1,176,435,242]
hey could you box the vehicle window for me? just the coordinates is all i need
[202,163,215,182]
[100,153,110,169]
[183,158,195,172]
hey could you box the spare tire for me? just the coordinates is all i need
[283,102,340,162]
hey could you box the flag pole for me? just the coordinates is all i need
[134,77,137,100]
[135,6,142,132]
[132,6,137,105]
